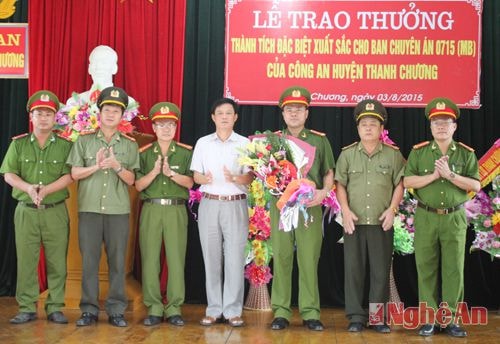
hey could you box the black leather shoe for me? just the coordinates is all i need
[270,317,289,330]
[370,324,391,333]
[166,315,185,326]
[47,311,68,324]
[143,315,162,326]
[76,312,98,326]
[303,319,324,331]
[418,324,438,336]
[108,314,128,327]
[347,322,364,332]
[444,324,467,337]
[10,312,37,324]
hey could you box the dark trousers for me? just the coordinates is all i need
[78,212,130,315]
[344,225,393,323]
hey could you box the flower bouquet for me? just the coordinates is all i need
[55,89,140,141]
[465,175,500,258]
[393,189,417,255]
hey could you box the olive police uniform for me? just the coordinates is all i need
[137,102,193,319]
[335,99,405,324]
[0,91,72,315]
[271,87,335,322]
[66,87,140,317]
[405,98,479,318]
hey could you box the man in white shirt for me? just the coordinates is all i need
[190,98,253,327]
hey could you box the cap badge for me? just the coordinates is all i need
[40,94,50,102]
[160,106,169,114]
[110,90,120,98]
[365,103,375,111]
[436,102,446,110]
[292,90,301,97]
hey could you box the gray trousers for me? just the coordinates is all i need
[78,212,130,315]
[197,198,248,318]
[344,225,393,323]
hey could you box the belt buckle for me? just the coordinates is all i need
[160,199,170,206]
[37,204,46,210]
[220,195,229,201]
[436,208,447,215]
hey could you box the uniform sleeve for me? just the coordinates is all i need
[61,141,73,175]
[135,150,148,179]
[66,136,85,167]
[463,151,480,180]
[321,136,335,175]
[392,150,406,185]
[404,149,419,177]
[184,151,194,177]
[0,141,20,175]
[190,139,204,173]
[127,142,140,171]
[334,150,348,186]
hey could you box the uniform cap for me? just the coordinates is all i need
[353,99,387,124]
[149,102,181,122]
[97,86,128,110]
[279,86,311,108]
[425,97,460,120]
[27,90,60,112]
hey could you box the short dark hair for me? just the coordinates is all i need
[210,98,238,114]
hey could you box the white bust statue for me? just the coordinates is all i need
[67,45,136,106]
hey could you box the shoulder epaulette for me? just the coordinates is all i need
[80,130,96,136]
[12,133,29,140]
[458,142,475,152]
[139,142,153,153]
[121,133,136,142]
[342,142,358,150]
[177,142,193,150]
[383,142,400,150]
[413,141,430,149]
[310,129,326,137]
[57,133,73,142]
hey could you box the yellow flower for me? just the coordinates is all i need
[492,212,500,225]
[68,106,78,119]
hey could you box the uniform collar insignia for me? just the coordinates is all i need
[300,131,307,138]
[451,142,456,151]
[170,145,176,152]
[153,145,159,153]
[431,142,437,150]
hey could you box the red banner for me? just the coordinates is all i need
[0,24,28,78]
[224,0,482,108]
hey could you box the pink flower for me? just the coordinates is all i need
[483,219,492,228]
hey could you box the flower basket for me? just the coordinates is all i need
[244,283,272,311]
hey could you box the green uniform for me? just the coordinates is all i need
[271,128,335,321]
[335,141,405,323]
[405,140,479,317]
[66,129,139,315]
[136,141,193,318]
[0,133,72,314]
[67,130,140,214]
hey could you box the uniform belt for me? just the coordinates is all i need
[202,192,247,201]
[417,202,463,215]
[144,198,185,206]
[20,200,65,209]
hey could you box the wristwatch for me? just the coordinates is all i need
[114,166,123,174]
[169,171,177,178]
[449,172,456,179]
